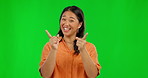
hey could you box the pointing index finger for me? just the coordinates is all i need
[45,30,52,38]
[82,33,88,40]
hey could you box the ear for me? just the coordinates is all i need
[78,22,82,28]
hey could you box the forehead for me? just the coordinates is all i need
[62,11,77,19]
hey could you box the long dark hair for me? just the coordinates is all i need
[58,6,85,55]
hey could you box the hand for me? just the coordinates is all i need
[76,33,88,51]
[45,30,60,50]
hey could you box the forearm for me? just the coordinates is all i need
[41,49,57,78]
[80,49,98,78]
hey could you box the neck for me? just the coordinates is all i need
[63,34,76,44]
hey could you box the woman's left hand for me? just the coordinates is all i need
[76,33,88,51]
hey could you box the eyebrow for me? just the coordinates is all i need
[69,17,76,20]
[62,15,66,17]
[62,15,76,20]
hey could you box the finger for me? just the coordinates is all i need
[56,34,61,41]
[51,36,58,40]
[50,37,58,43]
[76,37,84,42]
[76,37,79,40]
[56,34,59,37]
[76,37,80,40]
[82,33,88,40]
[77,41,81,44]
[45,30,52,38]
[54,41,58,44]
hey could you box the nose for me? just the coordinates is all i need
[63,20,69,26]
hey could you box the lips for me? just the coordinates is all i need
[63,27,71,32]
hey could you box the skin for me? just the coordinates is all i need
[40,11,98,78]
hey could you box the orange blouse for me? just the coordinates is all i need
[39,39,101,78]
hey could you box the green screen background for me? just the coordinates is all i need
[0,0,148,78]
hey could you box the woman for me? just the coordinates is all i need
[39,6,101,78]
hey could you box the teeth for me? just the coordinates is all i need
[64,28,69,30]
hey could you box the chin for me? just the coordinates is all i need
[63,33,71,37]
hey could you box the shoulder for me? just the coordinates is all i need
[85,42,96,51]
[45,42,50,46]
[43,42,51,50]
[86,42,96,48]
[85,42,98,57]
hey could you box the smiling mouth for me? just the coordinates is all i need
[63,27,71,32]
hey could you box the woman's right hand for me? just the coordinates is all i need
[45,30,60,50]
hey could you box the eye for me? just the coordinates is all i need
[69,20,74,22]
[61,18,66,21]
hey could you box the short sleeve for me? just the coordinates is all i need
[86,42,101,75]
[39,42,51,75]
[40,42,51,66]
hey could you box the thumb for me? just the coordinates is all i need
[76,37,80,40]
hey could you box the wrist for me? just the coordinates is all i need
[51,48,58,52]
[79,47,86,52]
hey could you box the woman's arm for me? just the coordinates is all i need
[80,48,98,78]
[40,49,57,78]
[40,30,60,78]
[76,33,99,78]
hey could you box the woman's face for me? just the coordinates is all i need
[60,11,82,37]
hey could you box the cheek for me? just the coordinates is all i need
[60,22,63,27]
[72,23,79,29]
[60,21,62,25]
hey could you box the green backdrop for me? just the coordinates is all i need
[0,0,148,78]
